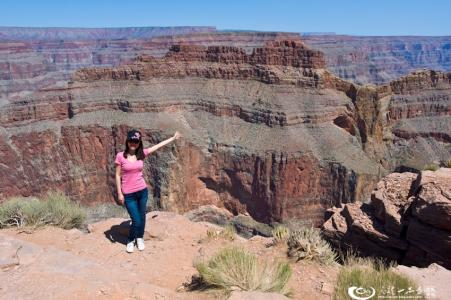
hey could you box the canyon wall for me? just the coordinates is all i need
[1,39,449,226]
[0,30,300,100]
[303,35,451,84]
[2,27,451,104]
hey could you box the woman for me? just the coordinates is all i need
[115,129,181,253]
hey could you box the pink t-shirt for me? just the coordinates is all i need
[115,148,151,194]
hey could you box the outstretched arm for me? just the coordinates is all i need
[145,131,181,154]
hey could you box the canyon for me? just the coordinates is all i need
[1,28,450,103]
[1,32,450,226]
[303,35,451,84]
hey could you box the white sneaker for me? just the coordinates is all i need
[136,238,145,251]
[126,240,135,253]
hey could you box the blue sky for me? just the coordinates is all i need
[1,0,450,36]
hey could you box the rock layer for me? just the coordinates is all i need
[0,31,300,100]
[303,35,451,84]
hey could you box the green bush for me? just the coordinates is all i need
[0,190,86,229]
[334,256,424,300]
[287,227,337,265]
[194,247,292,297]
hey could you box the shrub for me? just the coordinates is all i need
[205,224,237,241]
[445,159,451,168]
[334,256,424,300]
[0,196,38,227]
[271,225,290,244]
[423,163,439,171]
[287,227,337,265]
[194,247,292,297]
[0,190,86,229]
[44,191,86,229]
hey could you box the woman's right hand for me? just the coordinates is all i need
[117,193,125,206]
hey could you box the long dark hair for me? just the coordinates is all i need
[123,134,145,160]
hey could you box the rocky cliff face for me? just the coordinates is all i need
[323,168,451,269]
[0,39,450,226]
[303,35,451,84]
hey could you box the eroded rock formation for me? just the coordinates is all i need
[322,168,451,269]
[0,31,300,100]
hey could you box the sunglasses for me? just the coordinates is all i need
[127,140,140,144]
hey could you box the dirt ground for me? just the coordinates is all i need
[0,211,339,299]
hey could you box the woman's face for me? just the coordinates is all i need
[127,140,139,151]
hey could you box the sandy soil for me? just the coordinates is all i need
[0,211,339,299]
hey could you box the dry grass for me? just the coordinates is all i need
[334,255,424,300]
[0,190,86,230]
[204,224,237,242]
[271,225,290,245]
[287,227,337,265]
[194,246,292,297]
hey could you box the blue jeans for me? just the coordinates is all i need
[124,187,148,242]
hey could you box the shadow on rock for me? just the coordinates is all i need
[104,220,131,245]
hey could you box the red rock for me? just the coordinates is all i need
[184,205,234,225]
[405,217,451,268]
[323,168,451,269]
[412,168,451,230]
[370,172,418,237]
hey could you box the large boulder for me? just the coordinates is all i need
[184,204,234,225]
[231,214,273,238]
[370,172,417,237]
[322,168,451,269]
[412,168,451,231]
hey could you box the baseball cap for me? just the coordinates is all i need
[126,129,141,142]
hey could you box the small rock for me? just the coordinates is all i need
[319,282,334,295]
